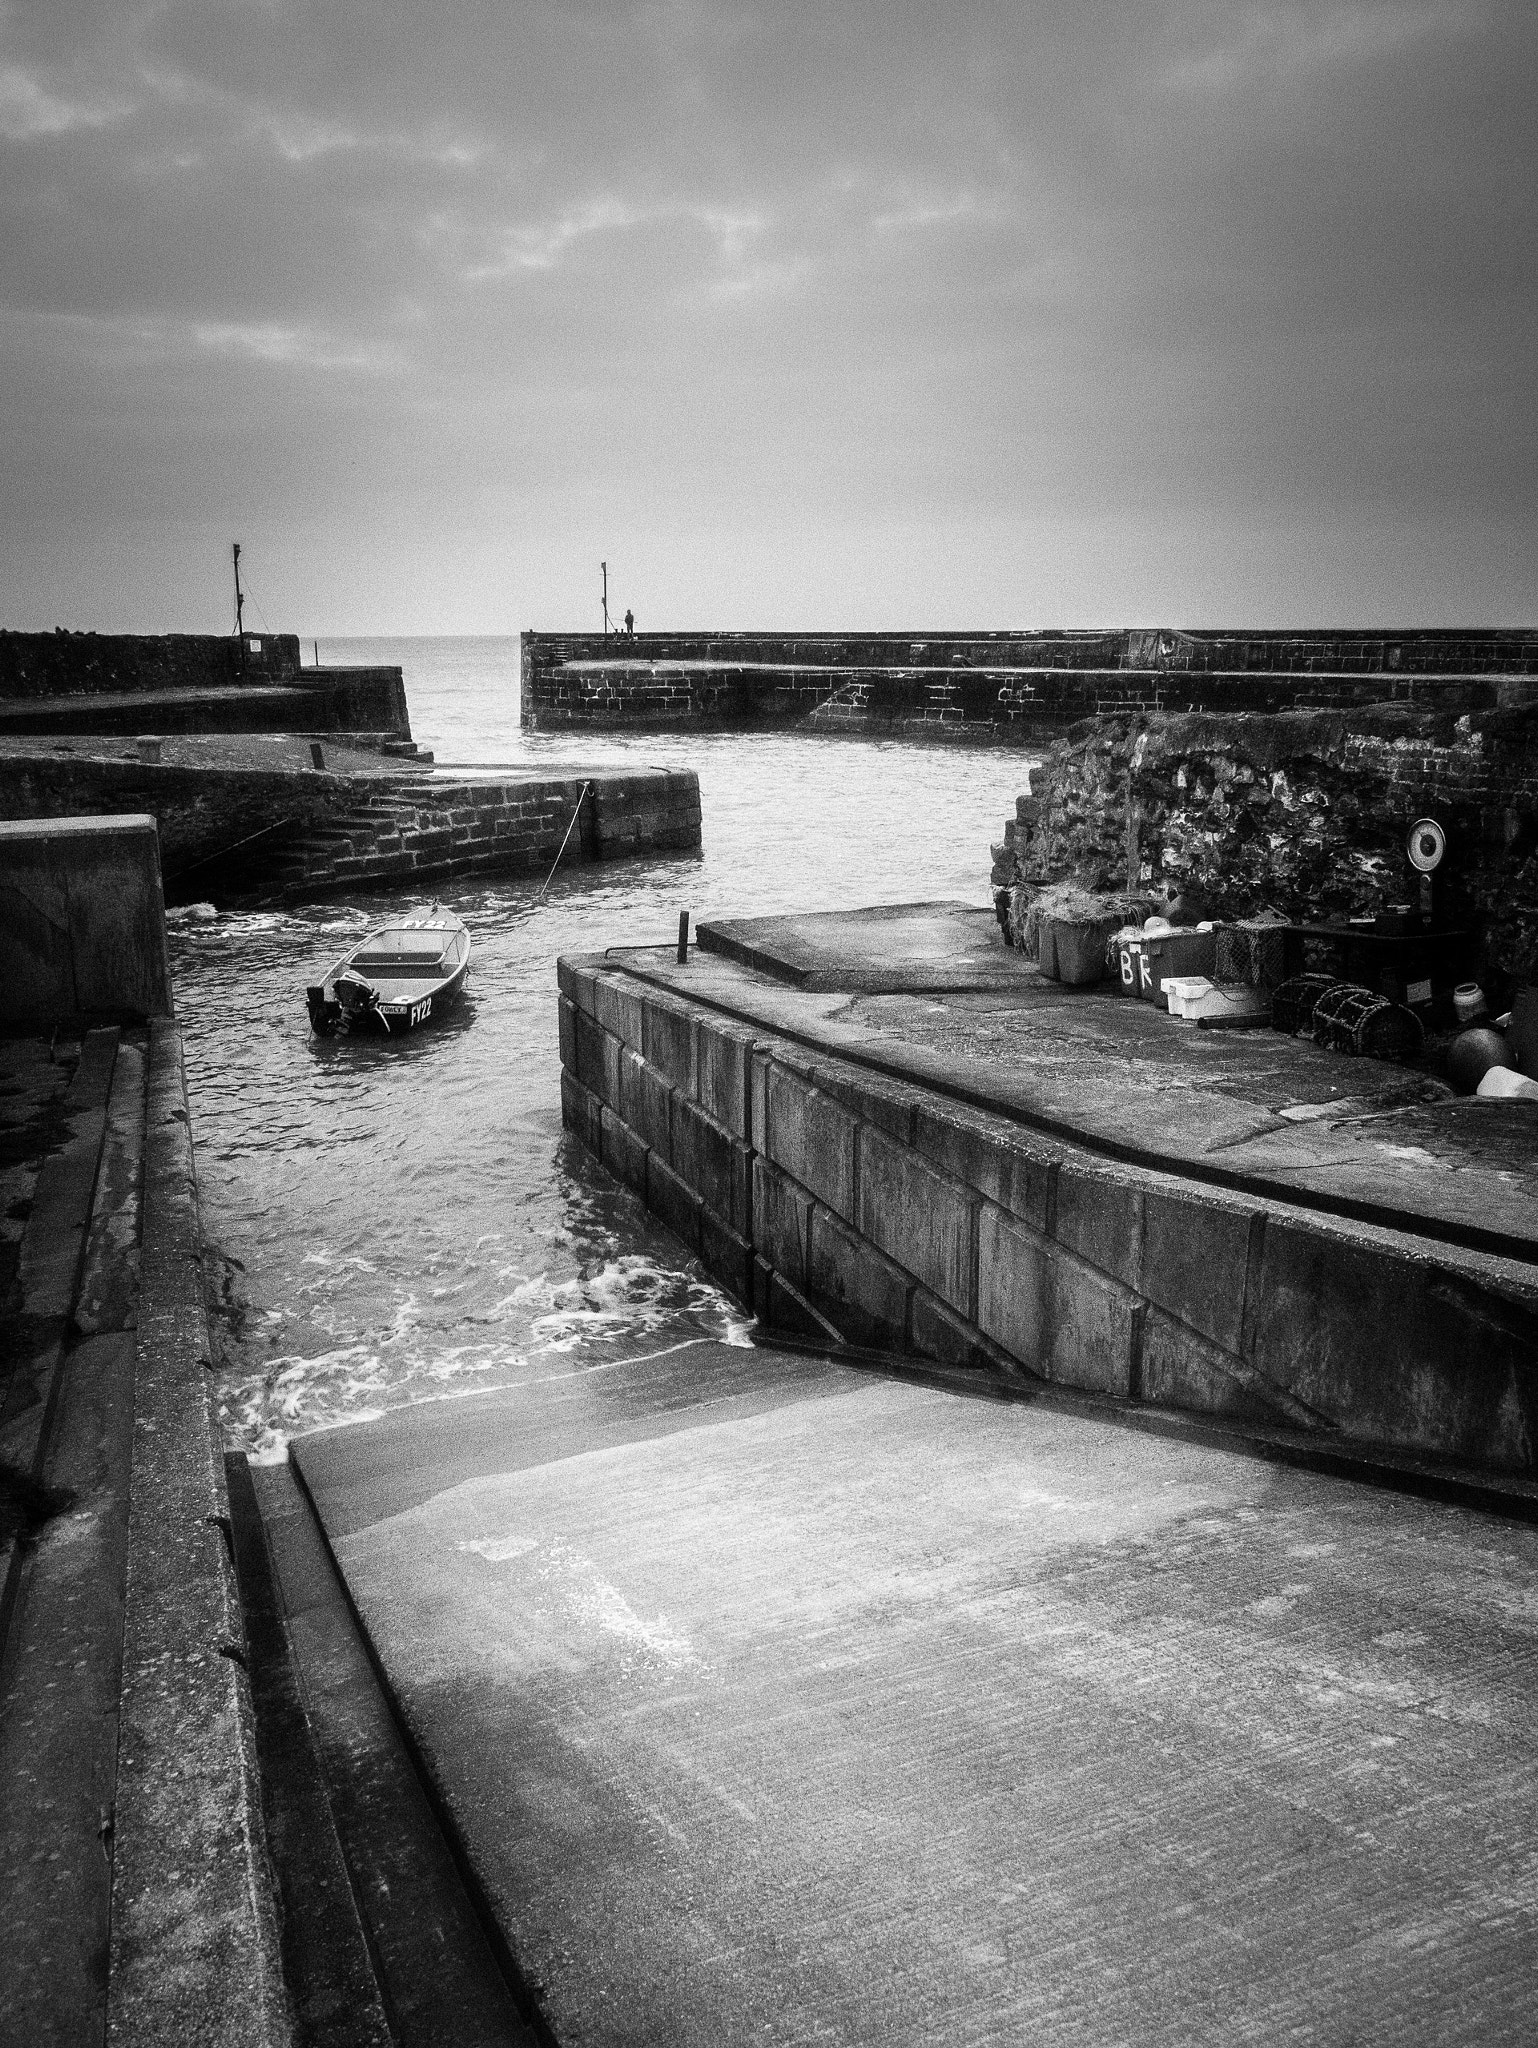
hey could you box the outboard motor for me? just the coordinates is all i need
[306,985,343,1036]
[334,971,387,1030]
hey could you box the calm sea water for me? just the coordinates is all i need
[171,637,1035,1457]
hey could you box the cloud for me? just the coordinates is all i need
[187,318,402,372]
[1160,0,1474,95]
[0,62,122,141]
[0,0,1533,630]
[4,306,404,376]
[463,195,648,279]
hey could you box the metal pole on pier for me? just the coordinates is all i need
[232,543,245,636]
[601,560,610,636]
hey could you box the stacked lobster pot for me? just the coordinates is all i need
[1270,973,1425,1061]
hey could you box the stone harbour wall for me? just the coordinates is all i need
[0,750,378,877]
[523,630,1538,739]
[263,769,702,901]
[557,955,1538,1475]
[0,630,304,696]
[0,815,174,1023]
[0,670,410,740]
[0,756,701,904]
[993,704,1538,988]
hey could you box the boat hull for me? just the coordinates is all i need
[307,908,473,1037]
[307,955,470,1035]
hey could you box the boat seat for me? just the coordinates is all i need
[347,951,448,975]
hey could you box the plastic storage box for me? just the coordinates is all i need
[1142,928,1219,1010]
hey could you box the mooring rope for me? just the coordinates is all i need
[538,780,593,897]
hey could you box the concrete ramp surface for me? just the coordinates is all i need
[293,1343,1538,2047]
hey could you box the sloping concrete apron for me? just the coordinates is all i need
[294,1340,1538,2048]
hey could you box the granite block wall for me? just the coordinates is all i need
[557,956,1538,1474]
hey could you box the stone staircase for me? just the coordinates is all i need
[238,768,702,902]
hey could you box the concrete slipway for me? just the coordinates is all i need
[287,903,1538,2045]
[295,1336,1538,2047]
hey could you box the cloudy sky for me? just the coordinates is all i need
[2,0,1534,634]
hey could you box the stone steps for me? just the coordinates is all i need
[242,769,702,901]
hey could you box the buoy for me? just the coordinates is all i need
[1448,1025,1516,1095]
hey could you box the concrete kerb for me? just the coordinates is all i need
[557,950,1538,1487]
[107,1017,291,2048]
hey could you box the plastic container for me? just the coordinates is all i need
[1476,1065,1538,1100]
[1143,928,1219,1011]
[1109,926,1142,996]
[1453,982,1489,1026]
[1037,913,1121,987]
[1050,917,1116,986]
[1162,976,1215,1019]
[1183,984,1270,1025]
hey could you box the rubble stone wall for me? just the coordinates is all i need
[992,704,1538,989]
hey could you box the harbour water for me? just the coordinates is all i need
[171,636,1036,1457]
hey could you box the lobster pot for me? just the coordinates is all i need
[1271,973,1338,1037]
[1216,922,1288,991]
[1312,981,1424,1062]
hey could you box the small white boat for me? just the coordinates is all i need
[307,906,471,1036]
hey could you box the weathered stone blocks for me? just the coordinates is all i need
[697,1019,755,1141]
[1247,1217,1538,1470]
[1139,1186,1258,1358]
[909,1289,1021,1380]
[761,1063,857,1222]
[599,1105,648,1198]
[591,972,649,1056]
[619,1047,672,1162]
[699,1210,753,1305]
[910,1100,1057,1232]
[647,1157,701,1254]
[572,1008,622,1109]
[1050,1160,1143,1292]
[857,1126,976,1317]
[807,1206,910,1349]
[643,996,697,1095]
[976,1201,1137,1397]
[671,1095,750,1238]
[753,1156,811,1287]
[560,1069,602,1154]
